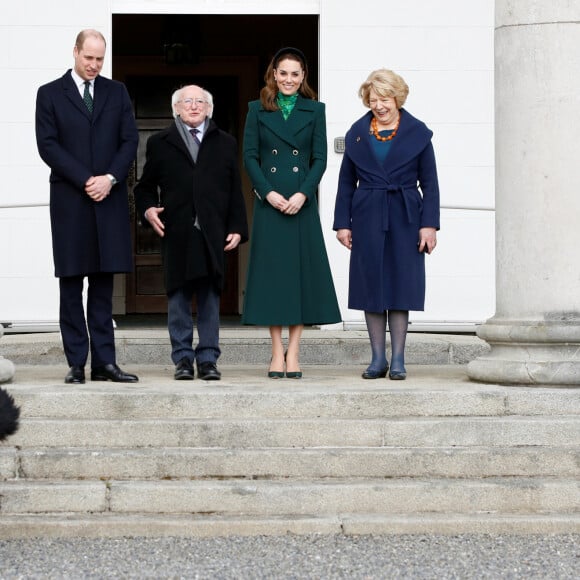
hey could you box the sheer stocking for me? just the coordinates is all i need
[364,311,388,372]
[388,310,409,373]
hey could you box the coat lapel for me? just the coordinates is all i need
[92,76,110,122]
[165,122,195,165]
[346,110,433,178]
[258,96,317,147]
[62,70,92,120]
[384,109,433,173]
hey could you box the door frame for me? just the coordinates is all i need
[113,55,258,314]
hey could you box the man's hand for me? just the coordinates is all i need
[85,175,112,202]
[144,207,165,237]
[224,233,241,251]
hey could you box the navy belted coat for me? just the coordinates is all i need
[333,109,440,312]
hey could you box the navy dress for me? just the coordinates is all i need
[333,109,440,312]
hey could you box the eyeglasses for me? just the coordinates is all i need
[178,98,208,107]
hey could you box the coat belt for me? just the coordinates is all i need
[359,184,417,231]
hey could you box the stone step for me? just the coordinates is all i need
[7,416,580,448]
[9,365,580,420]
[0,513,578,539]
[0,479,578,516]
[1,329,488,366]
[2,361,578,537]
[1,446,578,480]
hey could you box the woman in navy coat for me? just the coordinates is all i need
[334,69,440,380]
[242,47,341,379]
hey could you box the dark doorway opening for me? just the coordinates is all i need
[112,13,319,315]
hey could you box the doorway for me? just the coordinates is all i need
[112,14,319,315]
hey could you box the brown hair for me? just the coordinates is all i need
[259,47,317,111]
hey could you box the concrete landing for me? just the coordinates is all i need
[1,328,488,367]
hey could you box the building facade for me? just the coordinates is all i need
[0,0,494,332]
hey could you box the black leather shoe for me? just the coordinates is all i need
[174,358,194,380]
[197,361,221,381]
[65,366,85,384]
[91,363,138,383]
[389,370,407,380]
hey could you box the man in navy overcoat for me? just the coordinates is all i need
[35,29,139,384]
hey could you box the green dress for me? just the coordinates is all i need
[241,95,341,326]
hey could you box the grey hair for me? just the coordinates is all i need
[171,86,214,119]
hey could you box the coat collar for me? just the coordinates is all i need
[345,109,433,176]
[164,118,219,165]
[62,69,111,122]
[256,95,320,147]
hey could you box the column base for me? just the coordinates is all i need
[0,356,15,383]
[467,319,580,386]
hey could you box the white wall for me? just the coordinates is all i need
[0,0,495,330]
[0,1,112,326]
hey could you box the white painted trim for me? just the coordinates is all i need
[112,0,321,15]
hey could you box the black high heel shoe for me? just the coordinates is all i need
[268,356,285,379]
[362,364,389,379]
[284,351,302,379]
[388,369,407,380]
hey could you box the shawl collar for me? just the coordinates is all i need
[345,109,433,178]
[256,95,320,148]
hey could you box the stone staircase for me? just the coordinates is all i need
[0,331,579,537]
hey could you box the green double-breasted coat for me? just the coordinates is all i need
[241,96,341,326]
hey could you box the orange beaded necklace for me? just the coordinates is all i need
[371,115,400,142]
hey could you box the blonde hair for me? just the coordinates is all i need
[359,69,409,109]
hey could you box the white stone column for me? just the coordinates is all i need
[468,1,580,385]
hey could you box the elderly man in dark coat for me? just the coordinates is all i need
[35,29,139,385]
[134,85,248,381]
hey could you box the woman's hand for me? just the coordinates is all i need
[418,227,437,254]
[283,192,307,215]
[336,228,352,250]
[265,191,289,212]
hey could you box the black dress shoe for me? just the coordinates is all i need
[65,366,85,384]
[174,357,194,380]
[197,361,221,381]
[91,363,138,383]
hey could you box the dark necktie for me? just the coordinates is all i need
[83,81,93,113]
[189,128,201,146]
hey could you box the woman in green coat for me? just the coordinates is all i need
[242,47,341,378]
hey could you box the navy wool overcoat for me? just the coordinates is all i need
[36,70,138,277]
